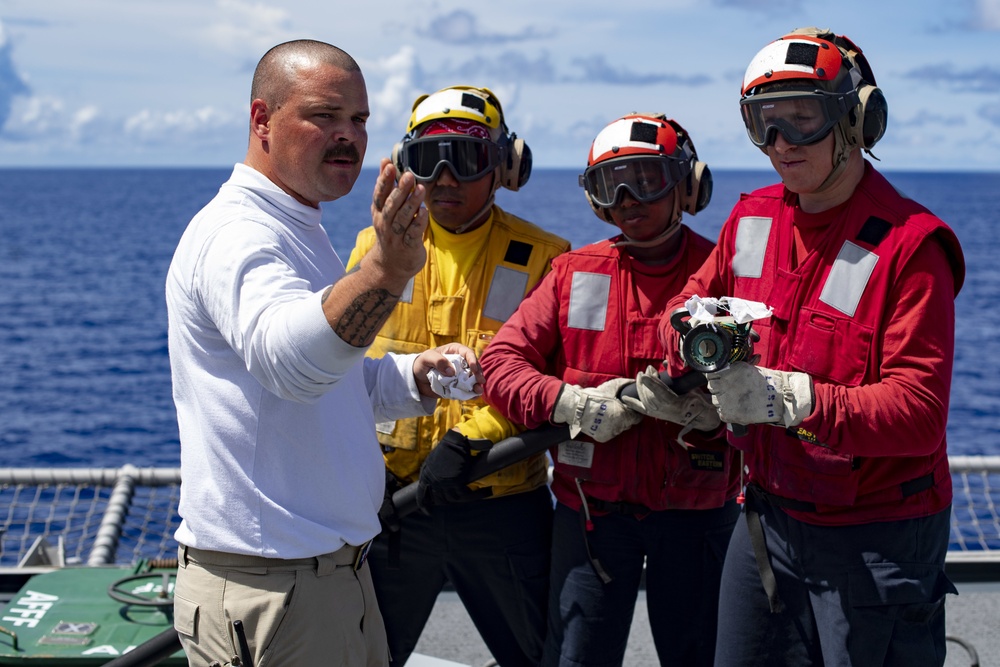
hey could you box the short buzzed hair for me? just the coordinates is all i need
[250,40,360,108]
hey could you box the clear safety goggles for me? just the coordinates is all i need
[740,88,858,147]
[400,135,501,183]
[579,156,688,208]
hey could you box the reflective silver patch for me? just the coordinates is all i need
[483,266,530,322]
[375,421,395,435]
[820,241,878,317]
[733,216,772,278]
[567,272,611,331]
[400,277,414,304]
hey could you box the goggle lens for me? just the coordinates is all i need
[402,136,500,183]
[740,90,853,147]
[581,157,683,208]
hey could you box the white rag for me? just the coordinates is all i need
[684,295,773,325]
[427,353,479,400]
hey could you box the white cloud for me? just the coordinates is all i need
[366,46,424,132]
[977,0,1000,30]
[3,95,70,140]
[202,0,294,55]
[2,0,999,170]
[123,106,241,145]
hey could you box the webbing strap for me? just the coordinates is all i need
[574,479,613,584]
[577,507,614,585]
[743,472,937,615]
[744,485,785,614]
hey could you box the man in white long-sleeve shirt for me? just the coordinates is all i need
[166,39,483,667]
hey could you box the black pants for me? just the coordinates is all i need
[369,485,553,666]
[715,501,957,667]
[542,499,739,667]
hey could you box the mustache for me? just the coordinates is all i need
[324,145,361,162]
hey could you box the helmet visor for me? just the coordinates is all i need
[580,157,686,208]
[400,135,500,183]
[740,89,856,147]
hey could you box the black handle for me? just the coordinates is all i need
[234,620,254,667]
[100,628,182,667]
[618,369,707,400]
[669,307,692,335]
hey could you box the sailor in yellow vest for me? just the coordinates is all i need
[346,85,570,667]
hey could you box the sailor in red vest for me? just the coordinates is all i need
[479,113,741,667]
[660,28,966,666]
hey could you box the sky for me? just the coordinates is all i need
[1,0,999,172]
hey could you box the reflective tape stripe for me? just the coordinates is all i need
[820,241,878,317]
[567,272,611,331]
[400,277,414,304]
[483,266,530,322]
[733,216,772,278]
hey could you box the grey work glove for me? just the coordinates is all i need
[705,362,813,428]
[552,379,643,442]
[621,366,721,432]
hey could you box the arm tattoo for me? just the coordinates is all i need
[333,288,399,346]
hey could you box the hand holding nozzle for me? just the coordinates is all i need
[619,366,720,432]
[669,307,759,436]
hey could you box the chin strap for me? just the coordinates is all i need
[450,170,499,235]
[451,195,495,234]
[811,123,852,194]
[610,199,683,249]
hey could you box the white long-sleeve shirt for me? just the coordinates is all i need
[166,163,434,558]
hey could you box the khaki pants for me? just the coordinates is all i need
[174,544,387,667]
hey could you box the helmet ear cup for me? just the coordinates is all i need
[500,135,531,191]
[391,140,406,174]
[582,188,615,223]
[678,161,713,215]
[858,84,887,149]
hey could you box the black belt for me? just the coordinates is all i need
[744,472,936,615]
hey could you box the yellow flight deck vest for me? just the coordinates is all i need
[347,206,570,494]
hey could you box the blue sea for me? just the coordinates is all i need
[1,167,998,469]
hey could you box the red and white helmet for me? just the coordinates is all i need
[741,32,846,97]
[580,113,711,223]
[739,28,887,155]
[586,114,682,167]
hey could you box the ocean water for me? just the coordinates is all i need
[0,167,997,469]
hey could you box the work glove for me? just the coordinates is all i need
[620,366,721,432]
[416,430,494,512]
[552,379,643,442]
[705,362,813,428]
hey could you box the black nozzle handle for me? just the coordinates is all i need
[618,369,707,401]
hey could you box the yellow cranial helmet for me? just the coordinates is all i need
[406,86,504,139]
[393,85,532,191]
